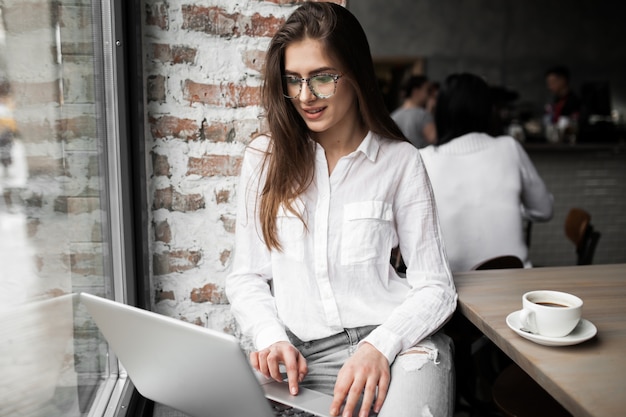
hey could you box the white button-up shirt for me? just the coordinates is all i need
[226,132,456,363]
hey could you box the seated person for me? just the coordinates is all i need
[227,4,457,417]
[420,73,554,272]
[391,75,437,148]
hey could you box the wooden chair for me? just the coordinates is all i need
[564,208,601,265]
[524,219,533,249]
[471,255,524,271]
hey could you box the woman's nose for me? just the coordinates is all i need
[298,82,315,102]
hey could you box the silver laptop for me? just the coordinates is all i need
[79,292,332,417]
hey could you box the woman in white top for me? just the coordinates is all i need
[225,4,457,417]
[420,73,554,272]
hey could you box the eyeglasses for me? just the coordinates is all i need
[283,73,343,99]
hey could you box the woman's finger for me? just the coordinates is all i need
[330,372,351,416]
[373,371,390,413]
[266,346,284,382]
[342,375,367,417]
[358,377,378,417]
[249,351,260,372]
[281,346,308,394]
[257,349,270,378]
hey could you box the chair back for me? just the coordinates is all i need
[564,208,601,265]
[564,208,590,248]
[471,255,524,271]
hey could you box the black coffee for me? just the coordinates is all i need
[536,301,568,308]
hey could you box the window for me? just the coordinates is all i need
[0,0,144,416]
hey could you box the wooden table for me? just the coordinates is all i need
[453,263,626,417]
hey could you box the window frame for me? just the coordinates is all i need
[88,0,150,415]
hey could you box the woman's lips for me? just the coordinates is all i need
[301,106,326,120]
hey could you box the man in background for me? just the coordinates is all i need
[391,75,437,148]
[545,65,581,124]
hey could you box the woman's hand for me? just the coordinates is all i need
[330,342,390,417]
[250,341,308,395]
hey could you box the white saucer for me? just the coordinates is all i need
[506,310,597,346]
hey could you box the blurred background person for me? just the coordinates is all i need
[544,65,581,142]
[391,75,437,148]
[420,73,554,272]
[426,81,440,114]
[545,65,581,124]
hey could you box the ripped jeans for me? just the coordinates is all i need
[287,327,455,417]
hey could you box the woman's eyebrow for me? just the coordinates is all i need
[284,66,338,76]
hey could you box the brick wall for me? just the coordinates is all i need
[142,1,346,339]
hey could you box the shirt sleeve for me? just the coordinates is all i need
[514,140,554,222]
[361,147,457,363]
[225,138,290,350]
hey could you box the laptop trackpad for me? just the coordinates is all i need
[261,379,333,417]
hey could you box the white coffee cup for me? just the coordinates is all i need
[519,290,583,337]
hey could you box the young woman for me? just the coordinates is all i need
[420,73,554,272]
[225,4,457,417]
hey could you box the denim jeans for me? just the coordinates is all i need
[287,327,455,417]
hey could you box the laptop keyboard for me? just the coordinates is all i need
[269,399,319,417]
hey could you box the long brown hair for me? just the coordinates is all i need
[259,2,405,251]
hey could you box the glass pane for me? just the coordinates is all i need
[0,0,120,416]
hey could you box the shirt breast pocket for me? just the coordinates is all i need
[276,200,306,262]
[341,201,394,265]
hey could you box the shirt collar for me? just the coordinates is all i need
[355,131,379,162]
[310,130,380,162]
